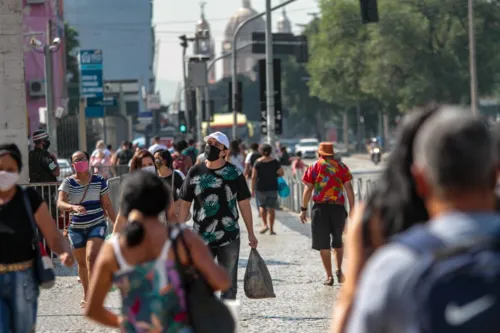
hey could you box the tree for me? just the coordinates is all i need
[65,23,80,115]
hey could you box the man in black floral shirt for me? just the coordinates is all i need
[179,131,258,300]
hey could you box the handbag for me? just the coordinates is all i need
[171,226,236,333]
[22,190,56,289]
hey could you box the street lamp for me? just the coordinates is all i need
[30,35,61,155]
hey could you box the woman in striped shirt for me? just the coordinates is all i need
[57,150,117,308]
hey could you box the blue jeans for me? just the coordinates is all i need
[0,268,39,333]
[210,237,240,300]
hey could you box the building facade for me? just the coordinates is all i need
[221,0,266,80]
[23,0,66,137]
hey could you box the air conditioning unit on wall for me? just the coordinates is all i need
[29,80,46,97]
[26,0,46,4]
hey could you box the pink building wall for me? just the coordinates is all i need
[23,0,65,137]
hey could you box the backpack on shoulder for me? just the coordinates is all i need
[394,225,500,333]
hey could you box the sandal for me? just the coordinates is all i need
[80,300,87,309]
[270,231,277,235]
[323,277,334,286]
[260,227,269,234]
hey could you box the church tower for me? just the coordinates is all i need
[277,5,292,33]
[194,1,216,82]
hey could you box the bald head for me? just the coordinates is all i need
[413,106,496,195]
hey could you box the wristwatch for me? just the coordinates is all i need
[300,206,307,212]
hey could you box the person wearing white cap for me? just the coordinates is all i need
[178,131,258,300]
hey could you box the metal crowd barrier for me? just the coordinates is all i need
[278,169,382,216]
[22,176,124,258]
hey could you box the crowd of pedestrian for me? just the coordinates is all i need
[3,103,499,332]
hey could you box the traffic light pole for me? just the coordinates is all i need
[265,0,275,148]
[195,87,203,149]
[231,0,297,140]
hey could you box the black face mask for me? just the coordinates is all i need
[43,140,51,150]
[205,145,221,162]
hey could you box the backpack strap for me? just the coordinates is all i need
[392,225,445,255]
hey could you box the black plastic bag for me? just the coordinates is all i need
[244,249,276,299]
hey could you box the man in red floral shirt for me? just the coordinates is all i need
[300,142,355,286]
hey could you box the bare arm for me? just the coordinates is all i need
[237,198,254,236]
[251,167,257,194]
[34,202,72,256]
[177,229,231,291]
[57,191,75,212]
[344,181,355,214]
[177,200,192,223]
[331,203,366,333]
[302,183,314,208]
[85,243,121,327]
[100,193,117,223]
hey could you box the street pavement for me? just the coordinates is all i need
[36,155,381,333]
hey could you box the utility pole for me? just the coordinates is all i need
[44,19,58,155]
[204,86,211,134]
[78,97,87,151]
[265,0,275,147]
[468,0,479,115]
[195,87,203,147]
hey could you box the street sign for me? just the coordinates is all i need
[87,96,117,107]
[147,94,161,110]
[85,106,104,118]
[187,61,208,87]
[252,33,308,63]
[79,49,103,99]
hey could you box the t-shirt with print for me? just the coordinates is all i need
[302,157,352,204]
[58,174,110,229]
[179,162,251,247]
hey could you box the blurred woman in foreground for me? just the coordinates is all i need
[331,104,440,333]
[85,171,230,331]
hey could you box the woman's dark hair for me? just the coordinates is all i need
[362,103,441,246]
[72,150,90,162]
[120,171,172,247]
[130,149,154,172]
[154,149,173,169]
[175,140,188,153]
[230,140,240,156]
[261,144,272,157]
[0,143,22,171]
[250,142,259,151]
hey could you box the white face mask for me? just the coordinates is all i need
[0,171,20,191]
[142,165,156,174]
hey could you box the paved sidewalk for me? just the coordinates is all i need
[37,206,338,333]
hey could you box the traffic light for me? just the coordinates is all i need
[178,111,187,133]
[179,35,188,48]
[360,0,379,23]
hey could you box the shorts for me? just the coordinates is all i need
[256,191,278,209]
[311,203,347,250]
[67,221,108,249]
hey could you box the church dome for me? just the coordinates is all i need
[277,8,292,33]
[224,0,265,40]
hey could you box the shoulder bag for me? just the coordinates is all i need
[171,226,236,333]
[22,190,56,289]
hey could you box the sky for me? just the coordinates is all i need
[153,0,319,103]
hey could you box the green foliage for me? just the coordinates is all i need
[308,0,500,114]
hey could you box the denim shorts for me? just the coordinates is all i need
[68,221,108,249]
[0,267,39,333]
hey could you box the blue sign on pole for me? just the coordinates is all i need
[79,49,103,99]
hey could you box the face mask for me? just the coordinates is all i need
[205,145,221,162]
[73,161,89,173]
[154,159,163,167]
[142,165,156,173]
[43,140,50,150]
[0,171,19,191]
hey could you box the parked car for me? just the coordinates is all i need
[57,158,72,181]
[295,138,319,159]
[279,138,300,155]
